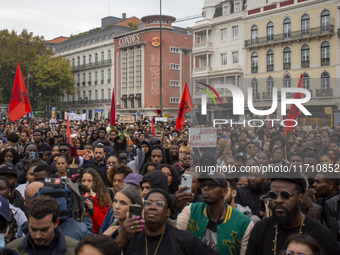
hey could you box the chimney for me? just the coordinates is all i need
[122,13,126,19]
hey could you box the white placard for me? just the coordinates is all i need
[189,128,217,147]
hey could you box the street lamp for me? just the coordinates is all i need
[159,0,163,117]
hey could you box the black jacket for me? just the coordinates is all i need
[323,193,340,241]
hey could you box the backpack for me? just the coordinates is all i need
[35,178,84,222]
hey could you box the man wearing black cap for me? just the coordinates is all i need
[246,174,339,255]
[171,172,253,255]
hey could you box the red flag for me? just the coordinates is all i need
[267,115,272,130]
[8,63,32,122]
[110,88,115,126]
[151,117,155,135]
[175,83,192,131]
[67,113,71,143]
[283,74,304,136]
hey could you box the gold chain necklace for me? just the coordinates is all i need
[272,214,305,255]
[145,231,165,255]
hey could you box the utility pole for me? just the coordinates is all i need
[159,0,163,117]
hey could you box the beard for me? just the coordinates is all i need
[272,202,300,225]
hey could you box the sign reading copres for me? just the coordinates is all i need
[119,33,140,47]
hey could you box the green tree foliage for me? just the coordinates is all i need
[0,29,75,113]
[0,29,49,103]
[29,55,75,111]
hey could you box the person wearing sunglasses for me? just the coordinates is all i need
[115,188,218,254]
[246,173,339,255]
[171,172,253,255]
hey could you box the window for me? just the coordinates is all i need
[301,44,310,68]
[95,71,98,85]
[220,28,227,40]
[303,73,310,89]
[170,81,180,87]
[129,96,134,108]
[170,47,179,53]
[95,53,98,63]
[283,47,291,70]
[77,57,80,66]
[283,75,291,88]
[108,69,111,83]
[101,70,104,84]
[88,72,92,85]
[251,52,258,73]
[301,14,310,35]
[321,72,330,91]
[82,73,86,86]
[321,10,330,32]
[95,90,98,100]
[108,50,111,60]
[283,18,291,38]
[72,58,75,67]
[267,50,274,72]
[221,53,227,65]
[136,94,141,108]
[170,64,180,70]
[232,51,239,64]
[101,51,104,61]
[251,78,259,98]
[83,91,86,100]
[267,77,274,93]
[122,96,127,108]
[224,5,229,15]
[267,22,274,41]
[108,89,111,99]
[101,89,104,99]
[89,90,92,100]
[77,74,80,87]
[232,25,239,38]
[89,54,92,64]
[251,25,258,44]
[83,56,86,65]
[235,2,241,12]
[321,41,330,66]
[170,97,180,104]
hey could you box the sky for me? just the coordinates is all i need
[0,0,204,40]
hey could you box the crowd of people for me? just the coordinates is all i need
[0,117,339,255]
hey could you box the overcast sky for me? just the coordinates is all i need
[0,0,204,40]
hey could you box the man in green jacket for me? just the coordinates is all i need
[171,172,253,255]
[6,196,78,255]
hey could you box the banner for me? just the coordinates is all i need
[118,115,135,123]
[64,113,86,121]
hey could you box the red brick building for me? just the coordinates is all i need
[114,15,193,119]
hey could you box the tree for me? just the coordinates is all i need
[0,29,50,103]
[29,55,75,112]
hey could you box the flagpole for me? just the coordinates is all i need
[191,106,199,127]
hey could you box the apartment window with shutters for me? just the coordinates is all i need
[232,25,239,38]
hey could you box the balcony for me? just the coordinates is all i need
[193,66,212,73]
[267,64,274,72]
[283,62,291,70]
[316,88,333,97]
[301,61,309,68]
[72,59,112,72]
[321,58,330,66]
[245,25,334,48]
[251,66,258,73]
[192,42,213,55]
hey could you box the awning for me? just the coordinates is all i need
[121,95,127,100]
[128,94,134,99]
[134,94,141,99]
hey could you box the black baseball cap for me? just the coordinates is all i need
[199,172,228,188]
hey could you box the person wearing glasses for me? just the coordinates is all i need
[115,188,218,254]
[246,173,339,255]
[171,172,253,255]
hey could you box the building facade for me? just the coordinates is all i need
[191,0,247,123]
[53,16,137,119]
[244,0,340,125]
[113,15,193,119]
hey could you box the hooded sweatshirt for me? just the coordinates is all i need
[141,170,168,192]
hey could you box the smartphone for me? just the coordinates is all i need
[129,204,142,218]
[29,151,36,159]
[181,174,193,193]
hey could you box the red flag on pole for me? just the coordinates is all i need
[283,74,304,136]
[175,83,192,131]
[8,63,32,122]
[151,117,155,135]
[67,113,71,143]
[110,88,115,126]
[267,115,272,130]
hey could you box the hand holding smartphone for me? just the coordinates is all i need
[129,204,142,218]
[181,174,193,193]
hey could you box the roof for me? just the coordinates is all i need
[45,36,69,44]
[117,16,142,28]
